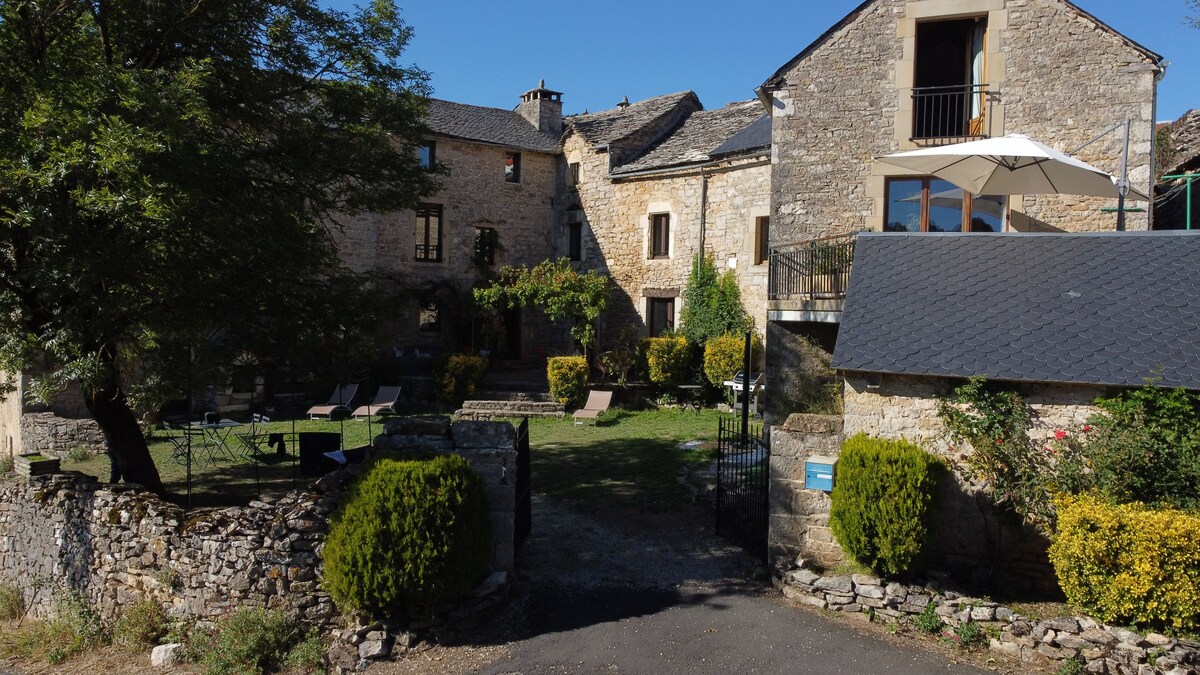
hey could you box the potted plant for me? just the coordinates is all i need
[14,453,60,477]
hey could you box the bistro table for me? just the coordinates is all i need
[188,419,243,462]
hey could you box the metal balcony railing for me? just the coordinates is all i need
[767,233,856,301]
[912,84,993,145]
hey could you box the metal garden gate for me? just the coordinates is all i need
[715,415,769,561]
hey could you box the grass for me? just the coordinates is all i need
[524,408,722,513]
[60,408,727,512]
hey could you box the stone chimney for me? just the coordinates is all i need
[517,79,563,134]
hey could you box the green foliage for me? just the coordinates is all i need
[65,445,93,463]
[1057,658,1085,675]
[1049,495,1200,631]
[0,0,439,490]
[1057,384,1200,511]
[45,590,106,664]
[913,602,944,634]
[547,356,589,408]
[951,620,985,649]
[0,455,11,475]
[701,334,761,389]
[474,258,611,349]
[599,326,639,386]
[829,434,945,578]
[938,376,1053,528]
[112,599,167,651]
[678,255,752,347]
[282,628,326,673]
[644,336,692,390]
[0,585,23,620]
[189,607,301,675]
[435,354,488,406]
[323,454,492,620]
[775,335,841,415]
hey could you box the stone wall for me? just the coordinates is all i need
[565,129,771,347]
[768,414,844,574]
[767,0,1158,244]
[777,570,1200,675]
[20,412,105,457]
[0,372,23,459]
[0,419,518,624]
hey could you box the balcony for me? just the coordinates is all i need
[911,84,993,145]
[767,233,856,324]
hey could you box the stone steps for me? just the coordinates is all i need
[455,399,566,421]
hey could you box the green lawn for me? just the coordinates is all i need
[62,409,725,511]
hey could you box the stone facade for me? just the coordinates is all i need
[777,570,1200,675]
[764,0,1161,242]
[0,419,518,625]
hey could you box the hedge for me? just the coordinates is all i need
[1049,495,1200,631]
[829,434,945,578]
[547,356,588,407]
[644,335,691,389]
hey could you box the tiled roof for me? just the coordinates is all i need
[611,101,767,174]
[566,91,699,147]
[710,113,771,158]
[832,232,1200,390]
[425,99,561,154]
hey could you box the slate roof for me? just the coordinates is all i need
[710,114,771,159]
[832,232,1200,390]
[611,101,766,174]
[425,99,561,154]
[566,91,699,148]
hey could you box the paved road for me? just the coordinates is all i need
[427,498,991,675]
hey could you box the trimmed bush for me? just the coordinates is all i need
[644,335,691,389]
[189,607,300,675]
[547,356,588,407]
[436,354,488,405]
[323,454,492,620]
[702,333,762,388]
[829,434,945,577]
[1049,495,1200,631]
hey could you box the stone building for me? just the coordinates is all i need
[758,0,1166,421]
[562,94,771,343]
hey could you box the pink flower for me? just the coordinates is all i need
[1054,430,1068,440]
[1081,424,1092,433]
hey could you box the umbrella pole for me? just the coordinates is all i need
[1116,117,1130,232]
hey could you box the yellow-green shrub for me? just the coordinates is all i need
[323,454,492,620]
[436,354,488,405]
[547,356,588,407]
[829,434,946,578]
[644,336,691,389]
[702,334,762,388]
[1049,495,1200,631]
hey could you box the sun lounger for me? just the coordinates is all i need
[573,390,614,426]
[351,385,404,418]
[307,384,358,420]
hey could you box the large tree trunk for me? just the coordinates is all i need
[84,380,165,495]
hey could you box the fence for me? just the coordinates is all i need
[767,233,856,301]
[715,415,769,561]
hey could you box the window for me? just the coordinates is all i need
[418,299,440,332]
[504,152,521,183]
[569,162,580,185]
[474,227,498,266]
[418,141,435,169]
[414,203,443,261]
[754,216,770,264]
[649,213,670,259]
[884,178,1006,233]
[647,297,675,337]
[567,222,582,261]
[913,17,988,141]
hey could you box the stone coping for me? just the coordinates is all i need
[778,570,1199,675]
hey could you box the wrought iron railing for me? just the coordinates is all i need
[912,84,993,144]
[768,233,856,301]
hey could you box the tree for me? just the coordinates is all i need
[0,0,441,494]
[677,254,753,346]
[1190,0,1199,29]
[473,258,611,354]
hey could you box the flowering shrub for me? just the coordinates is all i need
[1050,495,1200,630]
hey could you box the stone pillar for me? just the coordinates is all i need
[374,416,517,572]
[768,414,844,577]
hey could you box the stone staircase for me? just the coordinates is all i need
[455,399,565,421]
[457,359,564,420]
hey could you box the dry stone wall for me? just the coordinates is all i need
[20,412,105,457]
[0,419,518,626]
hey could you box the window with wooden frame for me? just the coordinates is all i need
[569,161,580,185]
[504,151,521,183]
[418,299,440,332]
[414,203,443,261]
[754,216,770,264]
[418,141,435,169]
[647,297,675,337]
[649,213,670,259]
[884,177,1006,233]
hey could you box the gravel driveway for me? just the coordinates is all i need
[377,496,992,675]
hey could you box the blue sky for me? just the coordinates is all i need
[348,1,1198,122]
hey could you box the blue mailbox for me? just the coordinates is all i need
[805,455,836,492]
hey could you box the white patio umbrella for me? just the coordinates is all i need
[900,187,1006,219]
[877,134,1148,200]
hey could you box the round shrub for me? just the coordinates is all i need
[644,335,691,389]
[829,433,945,578]
[702,333,762,388]
[323,453,492,620]
[547,355,588,407]
[436,354,488,405]
[1049,495,1200,631]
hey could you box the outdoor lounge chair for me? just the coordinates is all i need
[307,384,359,420]
[351,385,404,418]
[573,390,613,426]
